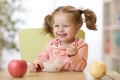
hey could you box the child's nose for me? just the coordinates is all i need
[59,26,64,32]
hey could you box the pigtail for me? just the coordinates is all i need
[43,14,54,36]
[83,9,97,30]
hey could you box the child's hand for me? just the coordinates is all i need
[66,45,78,57]
[28,62,41,72]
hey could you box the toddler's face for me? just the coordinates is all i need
[53,12,79,45]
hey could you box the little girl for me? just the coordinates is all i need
[29,6,97,72]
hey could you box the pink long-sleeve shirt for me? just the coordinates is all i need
[34,38,88,71]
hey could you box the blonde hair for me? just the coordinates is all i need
[43,6,97,36]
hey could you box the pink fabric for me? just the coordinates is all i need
[34,38,88,71]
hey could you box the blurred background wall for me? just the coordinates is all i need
[102,0,120,73]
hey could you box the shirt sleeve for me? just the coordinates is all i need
[68,39,88,71]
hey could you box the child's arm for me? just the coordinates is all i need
[66,40,88,71]
[28,38,58,72]
[28,45,50,72]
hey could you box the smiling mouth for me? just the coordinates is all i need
[58,34,67,38]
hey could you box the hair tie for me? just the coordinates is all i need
[78,6,84,14]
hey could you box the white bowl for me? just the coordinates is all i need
[43,60,63,72]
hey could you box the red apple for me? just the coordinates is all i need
[8,59,27,78]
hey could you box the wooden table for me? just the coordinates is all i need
[0,71,120,80]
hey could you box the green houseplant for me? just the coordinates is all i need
[0,0,23,70]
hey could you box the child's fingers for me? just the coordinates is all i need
[29,63,37,72]
[32,62,38,69]
[32,63,41,72]
[66,45,78,56]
